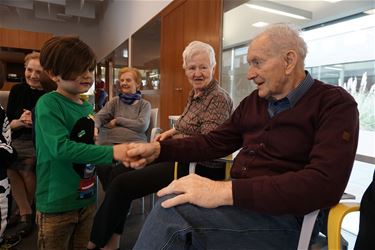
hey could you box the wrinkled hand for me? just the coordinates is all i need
[106,118,117,129]
[154,128,176,142]
[157,174,233,208]
[124,142,161,168]
[113,143,132,162]
[20,109,32,127]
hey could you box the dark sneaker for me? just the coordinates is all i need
[0,234,22,249]
[6,214,20,229]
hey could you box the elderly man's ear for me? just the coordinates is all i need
[284,50,298,75]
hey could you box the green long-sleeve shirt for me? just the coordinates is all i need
[35,92,113,213]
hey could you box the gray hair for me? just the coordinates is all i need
[255,23,307,64]
[182,41,216,69]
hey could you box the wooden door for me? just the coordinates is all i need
[160,0,186,130]
[160,0,223,130]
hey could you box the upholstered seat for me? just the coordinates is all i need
[0,91,10,110]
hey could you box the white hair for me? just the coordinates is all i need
[255,23,308,64]
[182,41,216,69]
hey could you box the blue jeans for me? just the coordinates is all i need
[134,195,303,250]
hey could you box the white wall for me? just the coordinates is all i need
[0,0,172,60]
[96,0,171,60]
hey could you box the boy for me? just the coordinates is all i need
[35,36,130,249]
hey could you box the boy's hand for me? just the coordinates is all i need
[124,142,161,168]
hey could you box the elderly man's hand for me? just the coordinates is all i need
[157,174,233,208]
[124,142,161,169]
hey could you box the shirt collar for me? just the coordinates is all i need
[286,71,314,107]
[267,71,314,117]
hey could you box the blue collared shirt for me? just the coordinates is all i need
[268,71,314,118]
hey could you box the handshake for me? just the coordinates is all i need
[112,142,161,169]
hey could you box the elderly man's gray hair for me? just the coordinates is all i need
[182,41,216,69]
[256,23,308,62]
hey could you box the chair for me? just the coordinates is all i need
[146,108,160,142]
[0,90,10,110]
[173,160,331,250]
[141,108,161,213]
[327,202,360,249]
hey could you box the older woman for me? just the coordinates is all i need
[6,52,45,238]
[94,67,151,190]
[95,67,151,145]
[87,41,233,250]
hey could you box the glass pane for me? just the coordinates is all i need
[112,40,129,97]
[132,17,161,91]
[303,14,375,158]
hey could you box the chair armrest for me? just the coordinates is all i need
[328,202,360,250]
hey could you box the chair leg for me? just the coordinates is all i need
[141,197,145,214]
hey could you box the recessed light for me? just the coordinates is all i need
[323,0,343,3]
[252,21,269,27]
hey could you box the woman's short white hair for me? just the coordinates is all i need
[182,41,216,69]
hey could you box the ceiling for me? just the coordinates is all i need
[223,0,375,48]
[0,0,108,24]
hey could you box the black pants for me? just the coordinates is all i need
[354,170,375,250]
[90,161,225,247]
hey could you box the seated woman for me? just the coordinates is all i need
[87,41,233,250]
[6,52,45,238]
[94,67,151,190]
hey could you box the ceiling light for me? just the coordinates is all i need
[252,21,269,27]
[246,1,312,20]
[122,49,128,58]
[324,66,343,71]
[323,0,343,3]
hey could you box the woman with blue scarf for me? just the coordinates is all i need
[94,67,151,189]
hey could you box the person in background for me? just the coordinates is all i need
[34,36,131,250]
[94,80,108,112]
[94,67,151,190]
[125,23,359,249]
[87,41,233,250]
[39,71,57,92]
[354,170,375,249]
[6,52,45,238]
[0,61,20,248]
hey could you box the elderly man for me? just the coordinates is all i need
[126,23,359,249]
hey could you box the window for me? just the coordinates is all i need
[303,14,375,160]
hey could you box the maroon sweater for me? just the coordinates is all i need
[159,80,359,215]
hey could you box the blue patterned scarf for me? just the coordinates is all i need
[119,90,142,105]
